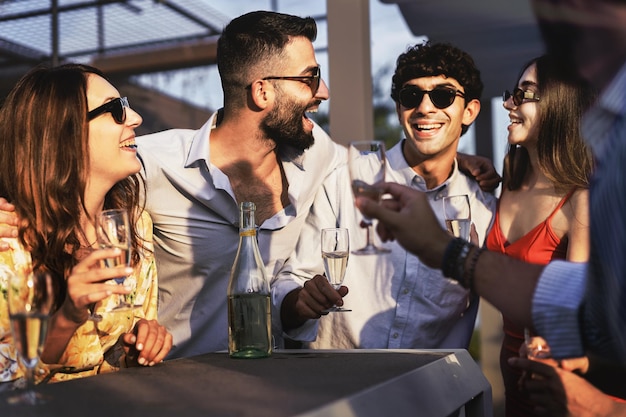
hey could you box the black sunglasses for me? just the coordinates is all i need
[257,66,321,95]
[502,88,540,106]
[398,86,465,110]
[87,97,129,124]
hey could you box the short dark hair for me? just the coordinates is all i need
[217,11,317,108]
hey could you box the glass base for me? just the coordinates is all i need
[229,348,271,359]
[322,306,352,313]
[352,245,390,255]
[7,389,48,406]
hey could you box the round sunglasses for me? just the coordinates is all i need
[87,97,129,124]
[502,88,540,106]
[398,86,465,110]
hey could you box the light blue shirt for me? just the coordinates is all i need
[273,140,496,349]
[137,112,346,358]
[533,62,626,362]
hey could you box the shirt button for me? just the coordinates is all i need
[392,333,399,339]
[402,288,409,295]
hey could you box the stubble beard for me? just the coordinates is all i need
[261,96,315,158]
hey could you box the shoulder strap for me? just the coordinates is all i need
[546,187,577,220]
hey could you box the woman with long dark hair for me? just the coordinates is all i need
[0,64,171,384]
[486,55,595,416]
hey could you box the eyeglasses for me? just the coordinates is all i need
[256,66,321,95]
[87,97,129,124]
[398,86,465,110]
[502,88,540,106]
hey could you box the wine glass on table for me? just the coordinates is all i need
[443,194,471,241]
[96,209,132,312]
[348,141,390,255]
[7,270,54,405]
[321,228,351,312]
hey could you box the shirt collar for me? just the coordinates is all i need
[185,111,219,168]
[184,109,307,171]
[387,139,459,194]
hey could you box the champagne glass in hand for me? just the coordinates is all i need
[523,328,552,361]
[97,209,132,311]
[321,228,351,312]
[348,141,390,255]
[7,270,54,405]
[443,194,471,241]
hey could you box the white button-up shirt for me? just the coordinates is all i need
[137,112,346,358]
[273,140,496,349]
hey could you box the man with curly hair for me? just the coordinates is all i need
[273,41,496,350]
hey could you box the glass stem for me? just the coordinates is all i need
[26,365,36,388]
[366,224,375,248]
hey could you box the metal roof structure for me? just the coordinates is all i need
[0,0,546,156]
[0,0,235,133]
[0,0,229,94]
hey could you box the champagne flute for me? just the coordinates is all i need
[348,141,390,255]
[7,270,54,405]
[96,209,132,311]
[443,194,471,241]
[321,228,351,312]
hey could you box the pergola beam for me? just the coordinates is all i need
[91,38,219,78]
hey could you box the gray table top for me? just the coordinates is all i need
[0,349,490,417]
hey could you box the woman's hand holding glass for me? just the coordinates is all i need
[63,248,133,324]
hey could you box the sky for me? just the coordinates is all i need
[134,0,509,167]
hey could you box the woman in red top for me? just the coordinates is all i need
[485,55,595,416]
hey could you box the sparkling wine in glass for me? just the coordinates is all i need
[7,270,54,405]
[443,194,471,241]
[348,141,390,255]
[321,228,351,312]
[97,209,132,311]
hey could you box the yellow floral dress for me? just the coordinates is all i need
[0,211,158,384]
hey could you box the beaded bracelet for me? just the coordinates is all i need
[464,246,485,291]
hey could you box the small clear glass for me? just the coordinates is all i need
[7,270,54,405]
[96,209,132,311]
[443,194,471,241]
[321,228,351,312]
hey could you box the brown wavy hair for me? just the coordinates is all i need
[0,63,144,308]
[505,55,595,192]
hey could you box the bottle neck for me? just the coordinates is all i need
[240,229,255,237]
[239,202,257,235]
